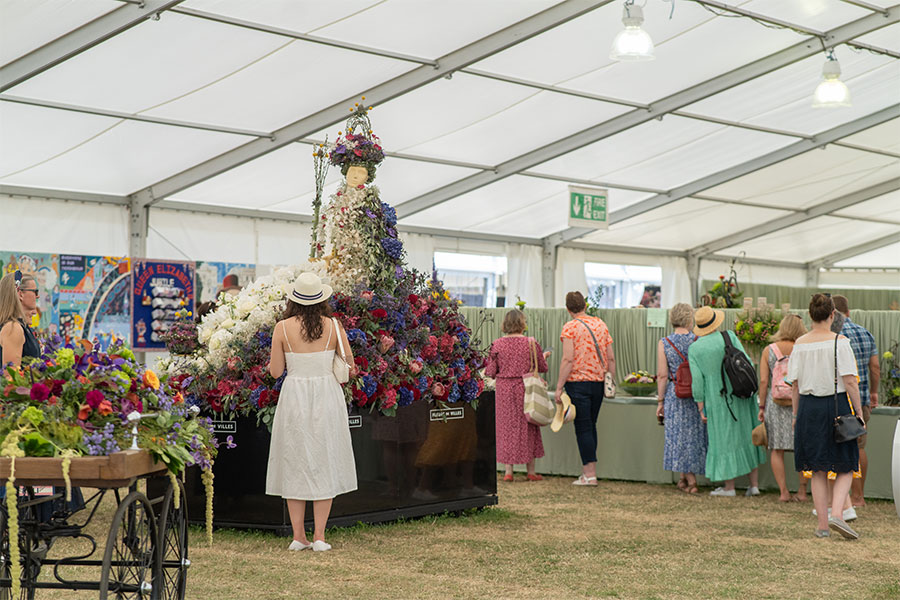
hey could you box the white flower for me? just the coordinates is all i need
[220,318,235,330]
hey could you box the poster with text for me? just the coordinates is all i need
[195,261,257,303]
[132,259,195,351]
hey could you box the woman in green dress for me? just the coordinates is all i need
[688,306,766,497]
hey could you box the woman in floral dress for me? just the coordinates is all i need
[656,303,707,493]
[485,310,550,482]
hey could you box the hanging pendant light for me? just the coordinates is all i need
[812,53,851,108]
[610,3,655,62]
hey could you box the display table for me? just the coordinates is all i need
[178,396,498,533]
[512,394,899,499]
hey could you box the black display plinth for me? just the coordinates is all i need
[173,393,497,533]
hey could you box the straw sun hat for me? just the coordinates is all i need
[693,305,724,337]
[288,272,333,306]
[551,390,576,432]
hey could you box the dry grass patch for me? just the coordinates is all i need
[25,478,900,599]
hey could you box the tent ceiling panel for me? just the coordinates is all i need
[834,241,900,267]
[531,115,795,190]
[741,0,871,31]
[0,0,120,66]
[684,51,899,135]
[0,101,121,177]
[578,198,792,250]
[179,0,385,35]
[400,90,631,165]
[142,42,413,132]
[472,1,805,104]
[854,22,900,54]
[399,175,571,238]
[308,73,629,164]
[0,120,246,195]
[831,190,900,223]
[303,0,561,60]
[841,117,900,154]
[6,12,290,114]
[716,215,900,262]
[171,144,342,209]
[561,7,803,104]
[703,145,900,209]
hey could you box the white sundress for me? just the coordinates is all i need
[265,320,357,501]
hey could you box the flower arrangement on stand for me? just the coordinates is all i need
[327,99,385,183]
[705,274,743,308]
[881,343,900,406]
[621,370,658,397]
[1,339,220,579]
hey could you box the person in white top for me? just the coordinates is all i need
[785,294,863,540]
[266,273,358,552]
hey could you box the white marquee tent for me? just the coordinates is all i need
[1,0,898,307]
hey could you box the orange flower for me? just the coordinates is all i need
[98,400,113,416]
[77,375,90,385]
[174,391,184,404]
[48,395,58,406]
[78,404,91,420]
[143,369,160,390]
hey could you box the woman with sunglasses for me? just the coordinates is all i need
[0,270,41,369]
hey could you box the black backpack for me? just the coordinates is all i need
[720,331,757,421]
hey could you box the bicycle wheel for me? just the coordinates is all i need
[156,480,188,600]
[99,491,157,600]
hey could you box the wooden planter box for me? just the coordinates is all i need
[0,449,166,488]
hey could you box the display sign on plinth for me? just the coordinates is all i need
[131,259,195,351]
[568,185,608,229]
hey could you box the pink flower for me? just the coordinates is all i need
[379,335,395,353]
[382,388,397,409]
[29,382,50,402]
[432,382,445,397]
[85,389,105,409]
[409,360,423,374]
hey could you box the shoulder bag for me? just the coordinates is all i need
[574,318,615,399]
[523,338,554,426]
[664,336,694,399]
[332,317,351,384]
[832,334,866,443]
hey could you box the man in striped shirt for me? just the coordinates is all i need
[833,295,879,507]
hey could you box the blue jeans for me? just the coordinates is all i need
[565,381,605,466]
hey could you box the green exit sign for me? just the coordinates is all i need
[568,186,608,229]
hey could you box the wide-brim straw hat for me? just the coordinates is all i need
[693,305,724,337]
[551,390,576,432]
[289,272,333,306]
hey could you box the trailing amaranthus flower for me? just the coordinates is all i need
[2,429,25,599]
[60,449,79,502]
[201,463,215,546]
[169,470,180,510]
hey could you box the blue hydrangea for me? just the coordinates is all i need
[457,331,470,348]
[347,328,367,344]
[462,379,479,401]
[362,374,378,398]
[417,375,428,391]
[381,202,397,227]
[249,387,262,408]
[398,387,414,407]
[381,237,403,260]
[450,358,466,371]
[448,383,461,403]
[273,373,285,391]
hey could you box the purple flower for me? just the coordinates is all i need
[366,210,377,218]
[381,238,403,260]
[381,202,397,227]
[225,435,237,449]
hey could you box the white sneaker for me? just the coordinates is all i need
[710,487,736,497]
[843,507,858,522]
[312,540,332,552]
[288,540,312,551]
[745,486,760,497]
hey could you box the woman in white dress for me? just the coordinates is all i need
[266,273,357,552]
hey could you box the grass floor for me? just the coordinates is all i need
[23,477,900,600]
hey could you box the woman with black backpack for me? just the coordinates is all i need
[656,303,707,494]
[687,306,766,497]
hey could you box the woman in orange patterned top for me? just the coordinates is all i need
[555,291,616,486]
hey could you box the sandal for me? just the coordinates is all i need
[526,473,543,481]
[681,485,699,494]
[676,477,688,491]
[502,474,514,482]
[572,475,598,486]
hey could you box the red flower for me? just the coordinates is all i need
[85,389,104,409]
[408,294,419,304]
[98,400,113,416]
[48,379,65,396]
[371,308,387,319]
[29,382,50,402]
[78,404,91,420]
[352,388,368,406]
[355,356,369,370]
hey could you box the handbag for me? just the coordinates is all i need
[751,423,768,447]
[663,336,694,399]
[523,339,554,427]
[575,318,615,399]
[332,317,351,384]
[832,334,866,443]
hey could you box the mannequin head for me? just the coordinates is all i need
[345,165,369,188]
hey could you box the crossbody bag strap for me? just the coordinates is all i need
[834,334,856,417]
[663,336,684,380]
[574,317,607,371]
[529,337,538,377]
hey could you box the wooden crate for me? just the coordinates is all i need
[0,450,166,488]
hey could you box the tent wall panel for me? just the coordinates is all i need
[702,280,900,312]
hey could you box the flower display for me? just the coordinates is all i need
[623,370,657,384]
[705,274,743,308]
[734,307,780,347]
[1,339,218,473]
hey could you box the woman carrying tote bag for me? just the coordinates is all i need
[485,310,550,482]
